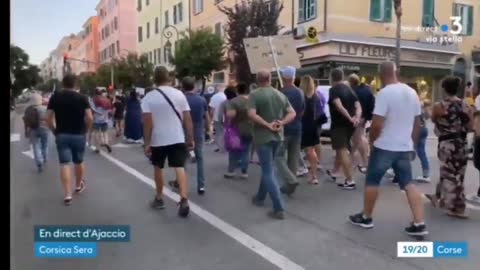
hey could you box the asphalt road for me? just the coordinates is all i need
[10,109,480,270]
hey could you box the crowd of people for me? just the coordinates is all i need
[22,61,480,235]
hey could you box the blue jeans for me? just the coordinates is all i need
[228,136,252,174]
[194,134,205,188]
[55,134,87,165]
[255,141,284,211]
[415,126,430,177]
[30,127,49,166]
[366,147,413,190]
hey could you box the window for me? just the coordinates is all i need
[102,29,105,40]
[106,26,110,37]
[111,22,115,33]
[177,2,183,23]
[157,48,161,63]
[117,40,120,54]
[146,0,149,6]
[422,0,435,27]
[299,0,317,23]
[155,17,159,34]
[137,0,142,11]
[165,10,169,26]
[214,22,222,37]
[173,5,177,24]
[112,43,115,56]
[369,0,392,22]
[453,4,474,36]
[138,26,143,42]
[149,51,153,63]
[153,49,157,65]
[164,47,171,63]
[147,22,150,39]
[194,0,203,14]
[213,72,225,83]
[114,17,118,30]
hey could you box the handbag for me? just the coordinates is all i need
[224,118,244,152]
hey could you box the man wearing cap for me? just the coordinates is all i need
[277,66,304,195]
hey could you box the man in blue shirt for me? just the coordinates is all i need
[277,66,305,195]
[182,77,211,195]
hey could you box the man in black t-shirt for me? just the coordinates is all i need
[47,74,93,205]
[326,69,362,190]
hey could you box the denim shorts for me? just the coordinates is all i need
[93,123,108,132]
[55,134,87,165]
[366,147,413,189]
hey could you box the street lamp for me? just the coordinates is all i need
[162,24,179,62]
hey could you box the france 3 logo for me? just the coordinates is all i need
[425,16,464,45]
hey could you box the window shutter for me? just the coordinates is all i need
[384,0,393,22]
[370,0,381,21]
[422,0,434,27]
[173,6,177,24]
[467,6,473,35]
[309,0,316,19]
[299,0,305,22]
[179,3,183,22]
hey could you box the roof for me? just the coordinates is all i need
[298,32,461,55]
[82,16,96,28]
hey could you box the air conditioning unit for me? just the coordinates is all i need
[293,26,306,40]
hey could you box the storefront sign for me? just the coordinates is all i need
[338,43,397,59]
[337,64,360,71]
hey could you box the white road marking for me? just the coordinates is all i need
[99,151,305,270]
[10,133,20,142]
[112,143,135,148]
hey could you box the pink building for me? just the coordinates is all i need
[71,16,100,74]
[96,0,138,64]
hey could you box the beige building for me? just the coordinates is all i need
[191,0,479,98]
[137,0,190,70]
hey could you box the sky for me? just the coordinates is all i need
[11,0,99,65]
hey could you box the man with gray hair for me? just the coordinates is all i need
[277,66,304,195]
[248,70,296,219]
[348,61,428,237]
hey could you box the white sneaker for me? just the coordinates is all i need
[466,194,480,205]
[415,176,431,183]
[296,167,308,177]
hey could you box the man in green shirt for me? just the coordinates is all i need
[248,70,296,220]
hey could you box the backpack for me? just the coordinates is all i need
[24,105,40,129]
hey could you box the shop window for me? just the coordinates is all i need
[422,0,435,27]
[453,4,474,36]
[299,0,316,23]
[369,0,392,22]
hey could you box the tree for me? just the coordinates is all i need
[78,72,97,95]
[10,45,42,96]
[37,78,60,93]
[219,0,283,85]
[171,28,225,91]
[95,53,154,91]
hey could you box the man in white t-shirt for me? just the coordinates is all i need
[348,61,428,237]
[209,86,227,152]
[142,66,194,218]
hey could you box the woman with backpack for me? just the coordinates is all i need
[23,93,50,172]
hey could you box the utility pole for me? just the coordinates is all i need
[394,0,402,72]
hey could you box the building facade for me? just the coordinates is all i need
[191,0,479,98]
[137,0,190,69]
[96,0,138,64]
[70,16,100,75]
[50,34,82,80]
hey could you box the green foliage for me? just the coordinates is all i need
[10,45,42,96]
[219,0,283,84]
[78,72,97,95]
[37,78,59,93]
[171,28,225,86]
[95,53,154,91]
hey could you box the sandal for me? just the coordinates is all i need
[446,211,469,219]
[63,197,72,206]
[357,165,367,174]
[424,194,438,208]
[308,178,319,185]
[75,180,86,194]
